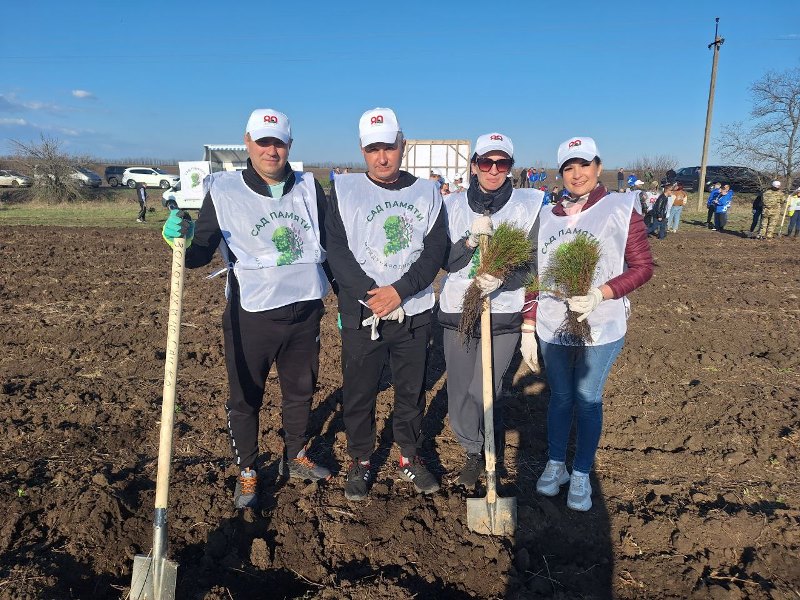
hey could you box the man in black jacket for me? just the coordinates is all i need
[326,107,448,501]
[646,186,669,240]
[161,108,335,510]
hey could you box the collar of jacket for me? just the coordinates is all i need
[466,175,513,214]
[243,159,296,197]
[552,184,609,216]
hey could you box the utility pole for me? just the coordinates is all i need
[697,18,725,211]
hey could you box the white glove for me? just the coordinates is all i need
[567,287,604,323]
[467,215,494,248]
[381,307,405,322]
[474,273,502,296]
[361,307,405,341]
[520,328,539,372]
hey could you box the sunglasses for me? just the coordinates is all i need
[475,157,513,173]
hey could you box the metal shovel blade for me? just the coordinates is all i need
[130,554,178,600]
[467,495,517,536]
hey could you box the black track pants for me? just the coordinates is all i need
[223,298,323,468]
[340,320,430,460]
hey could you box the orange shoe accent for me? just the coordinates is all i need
[239,469,258,495]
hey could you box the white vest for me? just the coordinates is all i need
[335,173,442,316]
[537,191,638,346]
[439,189,542,314]
[211,171,328,312]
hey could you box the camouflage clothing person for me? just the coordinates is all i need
[325,107,448,501]
[759,180,786,239]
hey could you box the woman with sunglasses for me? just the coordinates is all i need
[438,133,544,488]
[532,136,653,510]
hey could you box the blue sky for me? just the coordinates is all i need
[2,0,799,169]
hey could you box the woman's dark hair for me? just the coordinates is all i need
[559,156,601,175]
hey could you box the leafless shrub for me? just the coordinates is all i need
[10,135,96,203]
[627,155,679,185]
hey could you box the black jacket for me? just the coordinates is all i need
[325,171,448,330]
[652,193,668,220]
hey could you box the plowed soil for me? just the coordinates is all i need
[0,223,798,599]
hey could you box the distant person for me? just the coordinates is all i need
[550,185,560,204]
[440,182,451,196]
[529,168,539,186]
[452,173,466,193]
[518,168,528,188]
[705,182,722,228]
[617,168,624,191]
[540,169,548,184]
[329,167,340,202]
[135,182,147,223]
[647,185,669,239]
[626,174,637,189]
[712,183,733,232]
[668,184,687,233]
[786,187,800,239]
[749,191,764,237]
[161,108,335,510]
[759,180,785,240]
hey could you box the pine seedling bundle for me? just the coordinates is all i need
[533,232,602,345]
[458,222,533,341]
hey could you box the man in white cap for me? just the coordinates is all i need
[438,132,543,488]
[161,108,335,510]
[759,180,786,240]
[326,107,448,501]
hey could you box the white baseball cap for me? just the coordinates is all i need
[359,107,401,147]
[474,133,514,158]
[634,179,644,186]
[772,180,782,188]
[246,109,291,144]
[557,136,599,169]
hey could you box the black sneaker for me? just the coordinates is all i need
[233,467,258,509]
[398,456,440,495]
[345,459,373,501]
[456,453,486,488]
[278,447,331,482]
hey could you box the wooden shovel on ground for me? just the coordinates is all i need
[466,235,517,536]
[130,236,185,599]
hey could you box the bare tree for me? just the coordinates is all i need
[10,134,95,203]
[718,66,800,189]
[627,154,679,185]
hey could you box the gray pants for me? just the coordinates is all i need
[443,328,520,455]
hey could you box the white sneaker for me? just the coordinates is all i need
[536,460,570,496]
[567,470,592,511]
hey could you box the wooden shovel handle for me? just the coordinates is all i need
[479,235,497,503]
[155,237,186,510]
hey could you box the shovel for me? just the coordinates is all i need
[467,235,517,536]
[130,236,186,599]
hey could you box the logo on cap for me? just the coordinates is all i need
[370,115,384,125]
[264,115,278,124]
[568,139,582,148]
[490,134,503,141]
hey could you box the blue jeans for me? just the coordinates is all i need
[647,218,667,239]
[668,205,683,231]
[539,338,625,473]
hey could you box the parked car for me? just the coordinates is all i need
[0,169,33,187]
[104,165,128,187]
[72,167,103,188]
[122,167,179,189]
[662,166,766,193]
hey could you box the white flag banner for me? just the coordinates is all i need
[179,161,212,200]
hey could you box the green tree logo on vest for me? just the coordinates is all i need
[468,247,480,278]
[190,172,201,188]
[383,214,413,256]
[272,225,304,265]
